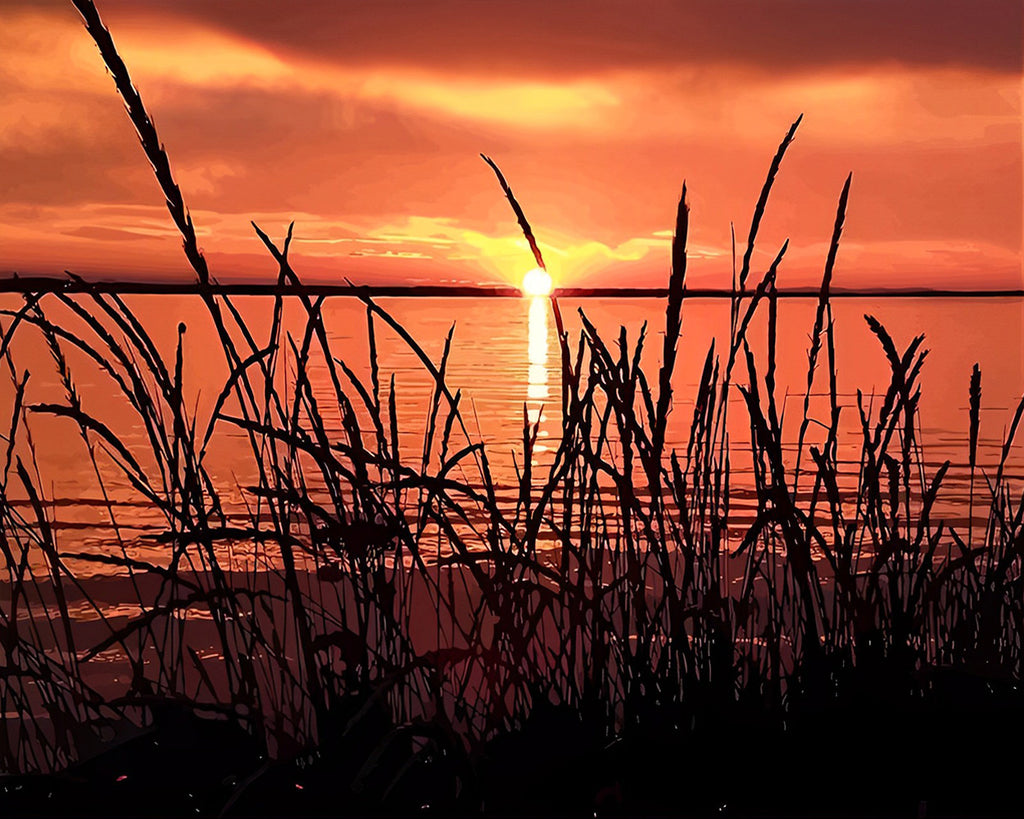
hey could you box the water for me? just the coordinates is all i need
[2,294,1023,567]
[2,290,1024,762]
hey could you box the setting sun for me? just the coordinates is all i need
[521,267,552,297]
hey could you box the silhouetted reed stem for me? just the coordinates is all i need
[4,15,1022,796]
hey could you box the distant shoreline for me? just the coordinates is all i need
[0,276,1021,299]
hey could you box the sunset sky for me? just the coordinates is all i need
[2,0,1021,290]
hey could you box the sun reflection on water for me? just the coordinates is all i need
[527,296,549,405]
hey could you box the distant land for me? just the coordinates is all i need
[0,275,1022,299]
[2,274,1024,300]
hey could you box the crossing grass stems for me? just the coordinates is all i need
[1,2,1022,811]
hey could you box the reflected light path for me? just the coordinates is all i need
[527,296,549,423]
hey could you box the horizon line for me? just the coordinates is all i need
[0,276,1022,299]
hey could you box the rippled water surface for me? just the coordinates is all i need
[3,294,1022,563]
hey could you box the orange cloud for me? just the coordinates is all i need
[0,1,1019,290]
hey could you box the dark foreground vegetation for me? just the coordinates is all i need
[2,2,1023,816]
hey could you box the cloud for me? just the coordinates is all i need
[76,0,1023,79]
[0,0,1019,288]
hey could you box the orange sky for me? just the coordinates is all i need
[2,0,1022,290]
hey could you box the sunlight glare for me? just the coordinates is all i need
[521,267,552,297]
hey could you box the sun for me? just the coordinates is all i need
[521,267,552,297]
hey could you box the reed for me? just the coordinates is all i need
[1,3,1022,814]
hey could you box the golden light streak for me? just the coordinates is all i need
[527,296,549,402]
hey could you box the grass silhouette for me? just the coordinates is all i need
[1,2,1022,816]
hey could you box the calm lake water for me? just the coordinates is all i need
[2,294,1023,568]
